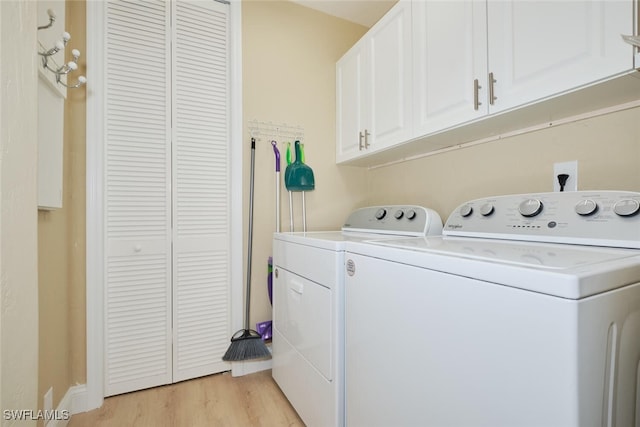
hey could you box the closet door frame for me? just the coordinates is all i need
[85,0,243,410]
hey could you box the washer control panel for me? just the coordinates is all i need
[342,205,443,236]
[444,191,640,248]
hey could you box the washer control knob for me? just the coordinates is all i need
[394,209,404,220]
[480,203,494,217]
[375,208,387,220]
[613,199,640,217]
[519,199,544,217]
[575,199,598,216]
[459,205,473,217]
[406,209,417,220]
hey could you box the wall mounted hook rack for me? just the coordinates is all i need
[248,119,305,144]
[38,8,86,89]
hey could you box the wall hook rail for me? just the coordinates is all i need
[38,8,86,89]
[248,119,304,144]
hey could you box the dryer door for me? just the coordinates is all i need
[274,267,332,380]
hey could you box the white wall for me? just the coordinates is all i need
[0,1,39,425]
[243,1,367,326]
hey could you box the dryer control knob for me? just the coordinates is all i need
[375,208,387,220]
[459,205,473,217]
[613,199,640,217]
[519,199,543,217]
[394,209,404,219]
[406,209,417,220]
[480,203,495,216]
[575,199,598,216]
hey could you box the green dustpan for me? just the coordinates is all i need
[285,140,315,191]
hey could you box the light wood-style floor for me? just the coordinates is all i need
[68,370,305,427]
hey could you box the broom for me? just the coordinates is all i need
[223,137,271,362]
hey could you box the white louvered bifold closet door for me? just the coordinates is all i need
[104,0,230,396]
[172,0,230,382]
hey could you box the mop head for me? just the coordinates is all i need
[222,329,272,361]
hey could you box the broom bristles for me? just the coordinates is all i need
[222,329,272,362]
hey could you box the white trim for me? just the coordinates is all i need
[45,384,87,427]
[85,0,243,408]
[85,0,105,412]
[231,358,272,377]
[68,384,88,415]
[229,0,244,336]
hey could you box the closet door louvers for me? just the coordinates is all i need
[172,0,230,382]
[104,0,172,397]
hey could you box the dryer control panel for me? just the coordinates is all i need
[444,191,640,249]
[342,205,443,237]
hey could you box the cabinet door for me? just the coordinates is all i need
[367,0,412,151]
[413,0,488,136]
[487,0,633,113]
[336,40,367,163]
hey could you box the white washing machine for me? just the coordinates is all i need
[344,191,640,427]
[272,206,443,427]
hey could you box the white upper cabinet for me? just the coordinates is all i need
[367,0,413,151]
[336,0,412,163]
[487,0,633,113]
[413,0,488,136]
[338,0,638,166]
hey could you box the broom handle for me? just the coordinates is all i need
[302,191,307,232]
[271,141,280,233]
[245,138,256,329]
[275,174,280,233]
[288,191,294,231]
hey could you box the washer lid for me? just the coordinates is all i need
[351,236,640,299]
[373,236,633,269]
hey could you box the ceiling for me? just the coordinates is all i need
[291,0,398,28]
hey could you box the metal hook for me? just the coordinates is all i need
[38,9,56,31]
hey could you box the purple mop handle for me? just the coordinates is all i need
[271,140,280,172]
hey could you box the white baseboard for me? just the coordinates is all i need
[230,343,272,377]
[68,384,88,415]
[45,384,88,427]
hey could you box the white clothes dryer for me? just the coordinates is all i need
[272,206,443,427]
[344,191,640,427]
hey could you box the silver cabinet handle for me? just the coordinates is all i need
[473,79,482,111]
[489,72,497,105]
[364,129,370,148]
[358,131,364,150]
